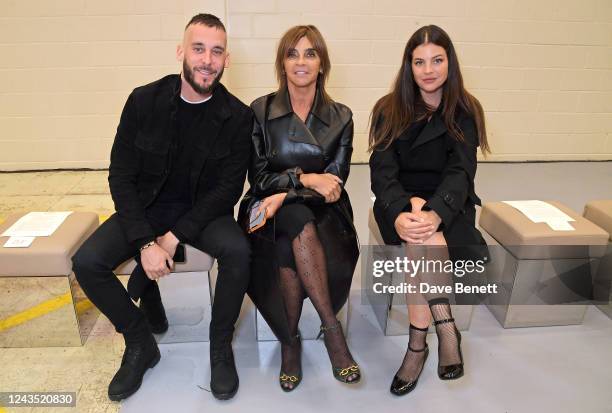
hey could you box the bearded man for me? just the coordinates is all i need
[72,14,252,401]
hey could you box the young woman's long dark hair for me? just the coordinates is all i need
[369,25,490,153]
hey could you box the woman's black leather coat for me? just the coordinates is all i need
[238,89,359,343]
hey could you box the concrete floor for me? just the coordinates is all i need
[0,162,611,413]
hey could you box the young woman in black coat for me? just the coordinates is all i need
[238,25,360,391]
[369,25,490,396]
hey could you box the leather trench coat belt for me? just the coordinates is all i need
[238,89,359,343]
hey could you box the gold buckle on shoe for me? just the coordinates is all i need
[339,365,359,376]
[280,374,298,382]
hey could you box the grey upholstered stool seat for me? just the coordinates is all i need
[365,208,474,335]
[583,200,612,319]
[0,212,100,347]
[116,238,258,344]
[479,201,609,328]
[115,245,215,344]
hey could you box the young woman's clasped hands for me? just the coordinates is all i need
[394,197,442,244]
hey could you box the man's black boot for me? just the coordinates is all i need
[108,321,161,401]
[139,282,169,334]
[210,335,239,400]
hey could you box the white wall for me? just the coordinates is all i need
[0,0,610,169]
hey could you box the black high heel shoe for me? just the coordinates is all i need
[318,321,361,384]
[279,333,302,392]
[390,344,429,396]
[434,317,464,380]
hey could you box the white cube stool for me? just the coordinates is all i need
[115,244,214,343]
[479,201,609,328]
[583,200,612,319]
[0,212,100,347]
[365,209,474,335]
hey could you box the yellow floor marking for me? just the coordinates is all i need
[75,298,94,314]
[0,212,106,332]
[0,292,72,332]
[0,295,95,333]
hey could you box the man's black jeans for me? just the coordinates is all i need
[72,208,251,341]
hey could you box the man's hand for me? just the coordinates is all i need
[156,231,180,257]
[259,193,287,219]
[140,243,173,280]
[300,173,342,203]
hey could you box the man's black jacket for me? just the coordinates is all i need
[108,74,253,245]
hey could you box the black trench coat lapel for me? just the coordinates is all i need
[409,112,447,150]
[305,91,333,146]
[267,90,323,148]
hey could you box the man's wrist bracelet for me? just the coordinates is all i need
[139,240,156,252]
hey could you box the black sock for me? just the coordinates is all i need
[429,299,461,366]
[396,324,428,382]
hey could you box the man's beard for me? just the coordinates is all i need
[182,60,224,95]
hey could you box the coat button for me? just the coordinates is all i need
[271,149,277,157]
[443,194,453,204]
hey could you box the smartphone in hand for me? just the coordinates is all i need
[173,243,186,263]
[248,201,267,233]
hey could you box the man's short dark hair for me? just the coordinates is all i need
[185,13,226,32]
